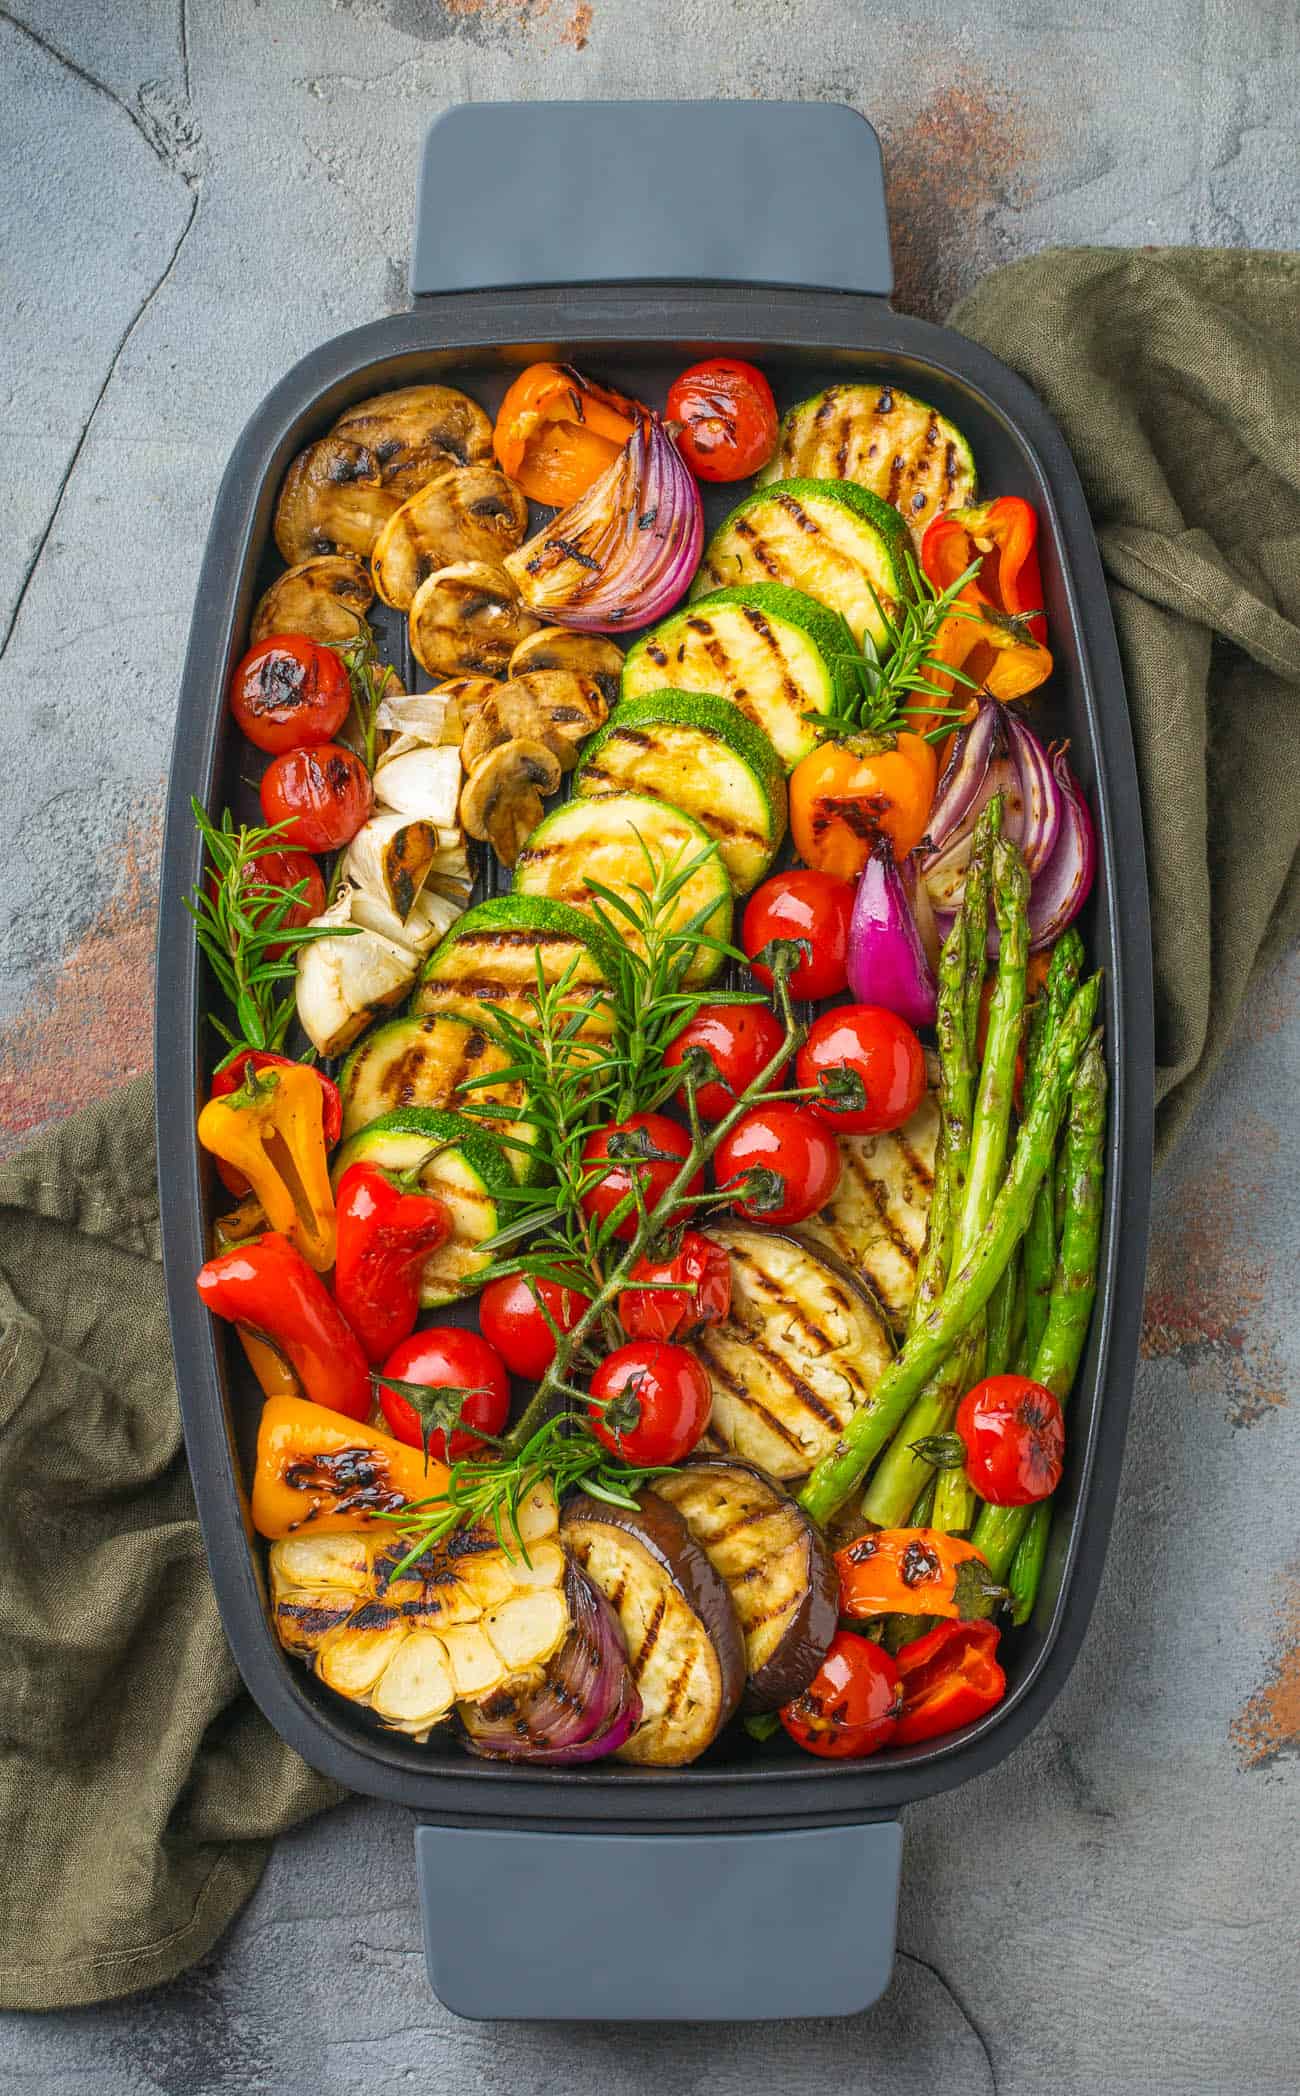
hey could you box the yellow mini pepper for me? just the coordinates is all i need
[252,1394,450,1539]
[198,1063,336,1272]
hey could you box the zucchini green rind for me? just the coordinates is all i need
[621,582,844,769]
[413,893,619,1038]
[689,478,911,648]
[574,690,786,894]
[759,383,976,540]
[331,1107,516,1306]
[338,1010,542,1181]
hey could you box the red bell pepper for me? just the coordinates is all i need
[209,1050,342,1199]
[919,497,1052,718]
[892,1619,1006,1745]
[332,1162,452,1364]
[617,1230,732,1343]
[195,1231,370,1420]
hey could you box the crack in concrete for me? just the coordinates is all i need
[897,1948,999,2092]
[179,0,190,103]
[0,4,201,187]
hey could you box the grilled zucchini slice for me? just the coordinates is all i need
[413,894,618,1038]
[691,479,910,647]
[573,690,786,894]
[338,1011,540,1181]
[802,1090,940,1330]
[330,1107,514,1304]
[512,791,732,985]
[760,383,976,543]
[694,1227,893,1479]
[621,584,843,770]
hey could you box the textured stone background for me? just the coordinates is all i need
[1,1,1297,2087]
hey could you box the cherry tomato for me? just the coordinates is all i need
[587,1340,712,1466]
[211,848,326,964]
[259,742,373,853]
[209,1047,342,1200]
[742,870,854,1002]
[662,1003,787,1123]
[714,1101,840,1225]
[780,1632,901,1759]
[229,634,352,754]
[618,1231,731,1343]
[796,1004,927,1136]
[580,1113,702,1242]
[378,1327,511,1462]
[955,1374,1065,1506]
[478,1272,592,1382]
[665,358,778,483]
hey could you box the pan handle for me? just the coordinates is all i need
[414,1817,903,2020]
[410,100,893,300]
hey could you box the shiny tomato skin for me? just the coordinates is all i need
[230,635,351,754]
[742,871,855,1001]
[587,1341,713,1466]
[580,1113,702,1242]
[378,1327,510,1461]
[662,1003,787,1122]
[214,847,326,964]
[478,1273,591,1382]
[665,358,778,482]
[796,1004,927,1136]
[780,1632,901,1758]
[617,1231,731,1343]
[956,1375,1065,1505]
[259,742,373,852]
[714,1101,841,1225]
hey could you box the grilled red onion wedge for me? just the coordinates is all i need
[460,1561,641,1764]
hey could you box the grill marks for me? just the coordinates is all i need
[764,383,976,543]
[804,1093,940,1329]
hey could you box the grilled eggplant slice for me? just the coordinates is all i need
[694,1227,893,1479]
[371,467,529,611]
[759,382,976,544]
[251,554,373,645]
[414,893,618,1038]
[509,627,624,709]
[332,383,494,494]
[654,1459,837,1711]
[562,1490,745,1765]
[274,435,403,564]
[408,560,539,679]
[803,1090,940,1329]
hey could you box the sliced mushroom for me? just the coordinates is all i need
[510,667,610,753]
[408,560,539,679]
[508,628,625,710]
[332,384,493,495]
[251,555,374,646]
[460,677,606,775]
[371,467,529,612]
[273,436,402,564]
[460,740,562,867]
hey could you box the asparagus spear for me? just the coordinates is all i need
[1008,1500,1051,1624]
[799,973,1101,1526]
[985,1249,1020,1378]
[1022,931,1084,1363]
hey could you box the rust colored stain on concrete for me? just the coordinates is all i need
[1231,1560,1300,1771]
[1141,1115,1286,1429]
[562,1,593,48]
[880,80,1045,321]
[440,0,594,40]
[0,802,160,1153]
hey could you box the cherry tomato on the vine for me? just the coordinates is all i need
[742,870,855,1002]
[230,634,352,754]
[665,358,778,483]
[209,1047,341,1200]
[662,1003,787,1123]
[259,742,373,853]
[780,1632,901,1759]
[714,1101,840,1225]
[377,1327,510,1462]
[580,1113,702,1242]
[478,1272,592,1382]
[955,1375,1065,1506]
[587,1340,712,1467]
[617,1231,731,1343]
[796,1003,927,1136]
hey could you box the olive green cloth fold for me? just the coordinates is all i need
[952,247,1300,1161]
[0,1076,343,2012]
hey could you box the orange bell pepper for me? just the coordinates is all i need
[252,1394,449,1539]
[493,362,644,506]
[835,1527,1006,1622]
[920,497,1052,718]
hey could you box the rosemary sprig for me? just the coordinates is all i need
[825,551,987,739]
[336,630,400,776]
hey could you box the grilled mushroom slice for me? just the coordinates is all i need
[510,667,610,754]
[371,468,530,612]
[508,628,625,710]
[332,383,493,495]
[251,555,374,646]
[408,560,540,679]
[460,739,562,867]
[273,436,402,564]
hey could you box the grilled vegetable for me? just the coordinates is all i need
[690,479,910,647]
[461,1560,643,1764]
[492,361,643,507]
[414,894,618,1036]
[655,1459,837,1711]
[371,467,529,612]
[760,383,976,544]
[294,887,416,1058]
[509,626,624,710]
[836,1527,1004,1622]
[332,383,494,493]
[198,1236,370,1417]
[803,1088,940,1329]
[408,560,539,679]
[512,791,732,986]
[460,738,563,866]
[460,679,608,775]
[250,555,373,646]
[692,1227,893,1479]
[196,1062,337,1272]
[338,1010,538,1178]
[562,1489,745,1765]
[621,583,842,771]
[253,1394,449,1537]
[273,435,403,563]
[341,811,439,922]
[333,1162,452,1362]
[330,1107,516,1305]
[371,742,462,829]
[574,690,787,894]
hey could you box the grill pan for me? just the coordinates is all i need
[156,101,1153,2020]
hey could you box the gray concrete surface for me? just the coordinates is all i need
[1,0,1297,2087]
